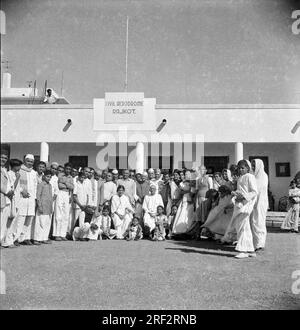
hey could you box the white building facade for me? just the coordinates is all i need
[1,98,299,210]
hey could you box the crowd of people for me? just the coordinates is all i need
[1,150,299,259]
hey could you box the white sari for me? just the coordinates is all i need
[111,194,133,239]
[250,159,268,249]
[172,181,195,234]
[224,173,257,252]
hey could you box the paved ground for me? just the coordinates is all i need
[0,228,299,310]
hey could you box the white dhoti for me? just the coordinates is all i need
[250,202,267,249]
[68,208,85,235]
[74,209,86,228]
[143,213,156,232]
[14,215,34,243]
[34,213,51,241]
[53,191,70,237]
[234,212,255,252]
[172,200,195,234]
[67,206,75,235]
[0,205,11,246]
[112,214,132,239]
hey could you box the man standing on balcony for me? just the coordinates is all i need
[43,88,58,104]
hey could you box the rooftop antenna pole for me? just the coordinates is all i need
[41,79,47,103]
[124,16,129,92]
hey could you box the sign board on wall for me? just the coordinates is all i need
[104,92,144,124]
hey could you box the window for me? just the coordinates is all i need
[69,156,88,169]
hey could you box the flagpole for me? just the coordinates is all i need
[124,16,129,92]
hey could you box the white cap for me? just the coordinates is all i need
[25,154,34,161]
[112,169,118,174]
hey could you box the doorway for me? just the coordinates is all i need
[204,156,229,174]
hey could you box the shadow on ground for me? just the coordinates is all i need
[165,238,236,258]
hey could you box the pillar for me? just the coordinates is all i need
[2,73,11,89]
[234,142,243,164]
[136,142,144,173]
[40,142,49,163]
[294,142,300,175]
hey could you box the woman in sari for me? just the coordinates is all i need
[169,171,182,208]
[222,169,235,191]
[111,185,134,239]
[201,185,234,240]
[172,179,195,235]
[222,160,258,259]
[250,159,269,251]
[195,165,213,224]
[281,180,300,233]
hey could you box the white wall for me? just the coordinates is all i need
[2,104,299,143]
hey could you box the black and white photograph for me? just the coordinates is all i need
[0,0,300,315]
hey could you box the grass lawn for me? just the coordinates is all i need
[0,228,299,310]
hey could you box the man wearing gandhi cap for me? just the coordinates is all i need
[13,154,38,245]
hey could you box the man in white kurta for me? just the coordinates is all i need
[143,185,164,233]
[14,154,38,245]
[5,159,22,247]
[99,172,117,206]
[111,186,133,239]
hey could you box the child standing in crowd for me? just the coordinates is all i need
[166,204,178,239]
[125,216,143,241]
[33,170,53,244]
[152,205,167,241]
[281,180,300,233]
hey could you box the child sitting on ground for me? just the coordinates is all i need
[152,205,167,241]
[98,206,117,240]
[72,206,116,241]
[125,216,143,241]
